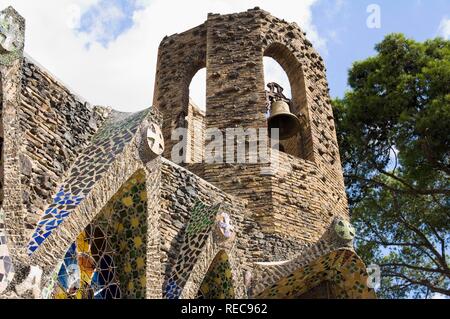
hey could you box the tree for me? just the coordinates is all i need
[333,33,450,299]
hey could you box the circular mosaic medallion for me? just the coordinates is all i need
[145,123,164,157]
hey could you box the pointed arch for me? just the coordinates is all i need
[196,250,235,299]
[29,147,145,275]
[179,245,245,299]
[162,198,246,300]
[41,169,156,299]
[152,23,207,161]
[263,42,313,161]
[26,109,152,265]
[35,151,162,299]
[255,249,376,299]
[186,68,206,164]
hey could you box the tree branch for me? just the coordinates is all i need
[395,211,448,272]
[383,271,450,297]
[382,263,450,277]
[379,169,450,196]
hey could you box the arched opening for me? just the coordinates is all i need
[263,43,311,160]
[189,68,206,112]
[255,250,376,299]
[196,250,235,299]
[185,68,206,163]
[48,170,148,299]
[163,200,222,299]
[296,281,340,299]
[264,57,292,101]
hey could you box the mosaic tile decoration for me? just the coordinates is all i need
[164,200,221,299]
[216,212,235,240]
[0,209,15,293]
[41,261,61,299]
[47,171,148,299]
[28,109,150,255]
[256,249,376,299]
[51,229,121,299]
[197,251,235,299]
[107,171,148,299]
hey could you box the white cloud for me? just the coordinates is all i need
[438,17,450,39]
[2,0,325,112]
[80,4,126,46]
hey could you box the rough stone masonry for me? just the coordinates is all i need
[0,6,376,299]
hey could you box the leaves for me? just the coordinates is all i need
[334,34,450,299]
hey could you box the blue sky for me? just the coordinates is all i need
[311,0,450,98]
[4,0,449,110]
[77,0,145,48]
[77,0,449,99]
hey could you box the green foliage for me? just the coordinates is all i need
[333,34,450,299]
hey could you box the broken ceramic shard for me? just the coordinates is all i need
[0,12,24,53]
[334,218,356,241]
[216,212,235,240]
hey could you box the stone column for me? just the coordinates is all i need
[144,158,163,298]
[0,6,27,264]
[152,24,207,163]
[137,113,164,299]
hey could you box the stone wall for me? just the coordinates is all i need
[186,100,205,163]
[0,74,3,208]
[161,159,303,271]
[159,159,248,280]
[269,151,349,243]
[18,58,110,233]
[152,23,207,160]
[260,16,346,192]
[153,8,349,244]
[1,57,27,254]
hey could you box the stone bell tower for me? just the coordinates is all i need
[153,8,348,247]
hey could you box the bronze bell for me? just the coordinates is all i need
[268,100,301,140]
